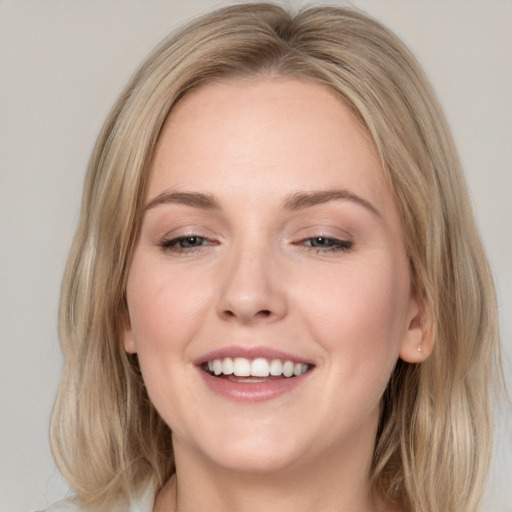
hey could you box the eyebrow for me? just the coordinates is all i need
[144,191,221,211]
[283,189,380,217]
[144,188,380,217]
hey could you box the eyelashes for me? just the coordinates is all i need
[159,234,353,256]
[298,236,353,254]
[159,235,216,255]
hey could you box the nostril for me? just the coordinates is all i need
[220,307,279,323]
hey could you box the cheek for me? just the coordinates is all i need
[126,254,211,355]
[304,256,411,428]
[300,252,411,369]
[125,256,210,428]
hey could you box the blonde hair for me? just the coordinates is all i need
[51,4,503,511]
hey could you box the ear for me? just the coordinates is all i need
[399,294,434,363]
[122,308,137,354]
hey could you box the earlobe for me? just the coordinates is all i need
[399,297,435,363]
[123,310,137,354]
[124,329,137,354]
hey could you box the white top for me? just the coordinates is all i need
[40,485,155,512]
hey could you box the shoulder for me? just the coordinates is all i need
[36,501,82,512]
[37,483,155,512]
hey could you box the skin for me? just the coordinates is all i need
[124,78,432,512]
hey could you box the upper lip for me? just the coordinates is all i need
[194,345,312,365]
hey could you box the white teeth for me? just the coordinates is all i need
[206,357,309,378]
[251,358,270,377]
[213,359,223,375]
[282,360,294,377]
[222,357,234,375]
[269,359,282,376]
[233,358,251,377]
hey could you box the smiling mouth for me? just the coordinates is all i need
[202,357,312,381]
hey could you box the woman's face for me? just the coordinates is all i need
[124,78,426,475]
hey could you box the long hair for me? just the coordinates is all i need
[51,4,503,511]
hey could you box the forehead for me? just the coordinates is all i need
[147,78,391,215]
[160,77,373,156]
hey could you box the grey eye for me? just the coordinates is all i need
[307,237,336,247]
[178,236,206,248]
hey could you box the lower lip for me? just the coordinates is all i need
[197,368,312,402]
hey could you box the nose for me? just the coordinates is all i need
[216,244,288,325]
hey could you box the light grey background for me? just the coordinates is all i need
[1,1,511,511]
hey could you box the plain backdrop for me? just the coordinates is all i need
[1,1,511,511]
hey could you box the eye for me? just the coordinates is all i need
[175,236,207,248]
[160,235,215,254]
[306,237,337,248]
[300,236,353,253]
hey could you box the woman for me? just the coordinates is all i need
[46,3,503,512]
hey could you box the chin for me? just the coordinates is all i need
[207,445,303,475]
[176,422,308,476]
